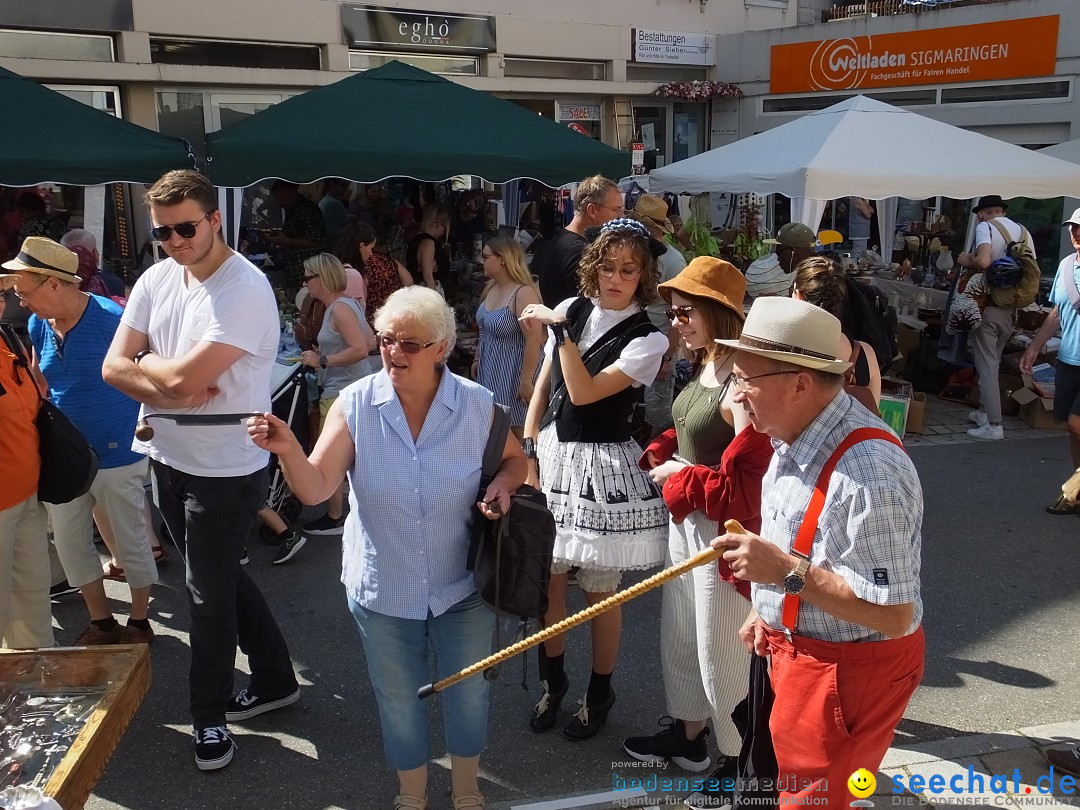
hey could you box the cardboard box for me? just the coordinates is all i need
[1011,364,1058,428]
[1018,398,1058,429]
[1016,308,1050,331]
[897,325,921,360]
[999,372,1024,417]
[905,392,926,434]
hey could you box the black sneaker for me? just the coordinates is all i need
[49,580,79,599]
[683,756,738,808]
[624,717,712,772]
[225,686,300,722]
[302,513,345,536]
[194,726,235,771]
[272,530,306,565]
[239,546,250,566]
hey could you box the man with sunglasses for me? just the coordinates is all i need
[533,174,624,307]
[104,169,298,773]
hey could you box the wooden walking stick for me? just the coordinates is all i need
[418,519,749,699]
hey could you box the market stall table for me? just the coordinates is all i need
[856,275,949,312]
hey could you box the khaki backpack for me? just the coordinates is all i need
[986,219,1041,309]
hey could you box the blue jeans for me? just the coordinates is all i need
[349,591,494,771]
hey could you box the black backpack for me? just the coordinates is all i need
[468,404,556,622]
[842,278,899,373]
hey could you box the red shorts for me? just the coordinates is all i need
[765,625,925,806]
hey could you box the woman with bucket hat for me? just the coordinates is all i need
[622,257,773,807]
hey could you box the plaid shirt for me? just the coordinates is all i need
[753,391,923,642]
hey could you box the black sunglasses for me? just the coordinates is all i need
[151,213,212,241]
[377,333,437,354]
[302,274,319,284]
[665,305,694,324]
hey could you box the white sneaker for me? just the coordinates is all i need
[967,423,1003,440]
[968,410,989,428]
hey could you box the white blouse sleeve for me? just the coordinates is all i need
[614,330,669,387]
[543,297,577,361]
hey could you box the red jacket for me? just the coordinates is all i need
[641,426,774,599]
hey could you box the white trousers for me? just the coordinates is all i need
[0,496,54,649]
[661,512,752,756]
[47,458,158,590]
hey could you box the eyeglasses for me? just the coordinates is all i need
[726,370,800,393]
[377,333,438,354]
[151,213,212,241]
[13,277,49,301]
[302,274,319,284]
[595,202,625,216]
[665,305,695,324]
[598,264,642,281]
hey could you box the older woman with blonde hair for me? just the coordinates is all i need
[298,252,378,537]
[250,286,526,810]
[473,235,544,438]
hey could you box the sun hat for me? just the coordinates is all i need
[763,222,817,249]
[0,236,80,290]
[744,254,792,298]
[715,296,851,374]
[1062,207,1080,227]
[633,194,674,234]
[972,195,1008,213]
[658,257,746,321]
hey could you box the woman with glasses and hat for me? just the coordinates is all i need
[622,258,773,806]
[249,286,527,810]
[518,218,669,741]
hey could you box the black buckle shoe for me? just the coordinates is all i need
[1046,494,1080,515]
[529,677,569,732]
[563,687,616,741]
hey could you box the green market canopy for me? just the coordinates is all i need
[0,66,194,185]
[204,61,630,188]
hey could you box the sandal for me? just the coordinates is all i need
[152,544,167,562]
[103,561,126,581]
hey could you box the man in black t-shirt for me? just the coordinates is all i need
[533,175,623,307]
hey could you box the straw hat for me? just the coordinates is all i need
[658,257,745,321]
[763,222,817,249]
[0,237,80,289]
[633,194,674,234]
[715,296,851,374]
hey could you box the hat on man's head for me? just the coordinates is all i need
[658,257,746,321]
[0,236,80,290]
[763,222,817,250]
[972,195,1008,213]
[633,194,674,234]
[1062,207,1080,227]
[715,296,851,374]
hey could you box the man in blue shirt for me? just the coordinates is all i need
[1,237,157,646]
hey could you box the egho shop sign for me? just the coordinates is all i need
[342,5,495,52]
[770,15,1058,93]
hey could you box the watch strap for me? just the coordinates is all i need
[781,427,904,634]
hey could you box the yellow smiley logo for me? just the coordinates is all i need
[848,768,877,798]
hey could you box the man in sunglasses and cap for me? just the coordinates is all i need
[709,296,924,808]
[103,169,298,773]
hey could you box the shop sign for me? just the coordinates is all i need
[632,143,646,176]
[633,28,715,67]
[770,15,1058,93]
[0,0,133,32]
[341,5,495,53]
[567,123,590,135]
[559,105,601,122]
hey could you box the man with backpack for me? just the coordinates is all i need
[958,196,1037,441]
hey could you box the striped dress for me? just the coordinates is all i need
[475,289,536,426]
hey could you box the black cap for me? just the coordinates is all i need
[972,195,1008,213]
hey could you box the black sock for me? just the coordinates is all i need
[542,651,566,693]
[91,616,117,632]
[587,670,612,705]
[127,618,151,631]
[276,528,295,542]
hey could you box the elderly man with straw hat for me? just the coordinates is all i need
[1,237,158,647]
[710,297,924,808]
[631,194,688,435]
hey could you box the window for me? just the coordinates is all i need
[762,88,935,114]
[150,38,321,71]
[47,85,122,117]
[941,81,1070,105]
[626,65,710,83]
[0,29,113,62]
[349,51,478,76]
[503,58,605,81]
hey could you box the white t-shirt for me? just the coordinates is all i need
[544,297,668,387]
[974,215,1036,262]
[122,253,278,477]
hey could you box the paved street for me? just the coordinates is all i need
[64,409,1080,810]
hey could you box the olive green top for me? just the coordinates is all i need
[672,375,736,466]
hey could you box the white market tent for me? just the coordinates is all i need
[650,95,1080,251]
[1039,138,1080,260]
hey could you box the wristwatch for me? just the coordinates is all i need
[319,355,328,369]
[522,437,538,460]
[783,551,812,595]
